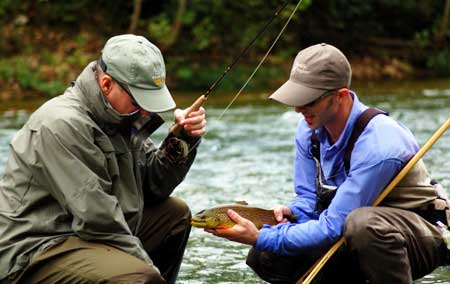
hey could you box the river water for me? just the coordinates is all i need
[0,80,449,283]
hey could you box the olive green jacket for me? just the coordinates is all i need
[0,62,198,279]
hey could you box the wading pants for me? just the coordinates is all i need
[246,206,448,284]
[5,197,191,284]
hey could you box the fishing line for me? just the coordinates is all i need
[201,0,292,99]
[218,0,304,120]
[170,0,294,138]
[184,0,304,153]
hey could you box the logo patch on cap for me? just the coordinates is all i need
[153,76,164,87]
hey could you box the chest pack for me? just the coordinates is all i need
[311,108,387,212]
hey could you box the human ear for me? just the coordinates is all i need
[337,88,349,98]
[99,75,113,95]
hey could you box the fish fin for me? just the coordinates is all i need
[234,200,248,205]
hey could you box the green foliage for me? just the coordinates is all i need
[0,57,65,97]
[167,60,286,92]
[0,0,13,19]
[148,15,173,47]
[414,30,433,48]
[35,1,91,24]
[147,0,312,56]
[427,49,450,76]
[0,44,96,97]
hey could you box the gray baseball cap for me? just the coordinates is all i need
[100,34,176,112]
[269,43,351,106]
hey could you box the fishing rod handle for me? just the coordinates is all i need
[170,95,208,136]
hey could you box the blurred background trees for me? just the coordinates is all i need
[0,0,449,100]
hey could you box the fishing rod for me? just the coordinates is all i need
[297,115,450,284]
[170,0,296,136]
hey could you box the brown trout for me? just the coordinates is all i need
[191,201,297,229]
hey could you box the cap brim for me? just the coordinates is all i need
[269,80,324,107]
[129,84,176,113]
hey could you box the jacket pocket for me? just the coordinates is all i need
[94,134,119,185]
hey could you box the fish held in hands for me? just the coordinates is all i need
[191,201,297,229]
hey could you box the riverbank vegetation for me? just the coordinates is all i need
[0,0,449,101]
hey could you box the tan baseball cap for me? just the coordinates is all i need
[100,34,176,112]
[269,43,351,106]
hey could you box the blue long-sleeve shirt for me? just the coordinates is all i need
[255,92,419,255]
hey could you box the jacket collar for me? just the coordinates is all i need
[73,61,139,128]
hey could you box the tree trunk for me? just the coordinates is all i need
[128,0,143,34]
[436,0,450,45]
[161,0,187,51]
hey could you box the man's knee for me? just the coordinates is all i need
[344,207,403,254]
[246,248,307,284]
[168,197,191,219]
[157,197,191,222]
[344,207,374,250]
[246,248,261,272]
[246,249,284,283]
[345,207,372,234]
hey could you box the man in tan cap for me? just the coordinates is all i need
[206,43,449,283]
[0,34,206,284]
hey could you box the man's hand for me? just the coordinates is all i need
[272,205,292,223]
[174,107,206,137]
[205,209,259,246]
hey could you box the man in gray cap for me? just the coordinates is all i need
[206,43,449,283]
[0,34,206,284]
